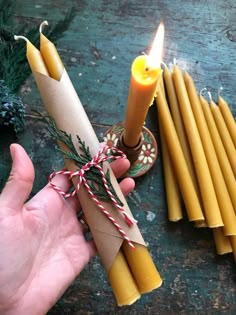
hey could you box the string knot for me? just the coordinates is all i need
[49,145,136,248]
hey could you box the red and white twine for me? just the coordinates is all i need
[49,145,136,248]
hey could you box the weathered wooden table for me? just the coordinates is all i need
[1,1,235,314]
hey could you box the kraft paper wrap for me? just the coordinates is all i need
[33,70,145,270]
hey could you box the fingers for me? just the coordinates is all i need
[0,144,35,210]
[119,177,135,196]
[110,158,130,178]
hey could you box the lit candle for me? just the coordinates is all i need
[218,95,236,147]
[123,23,164,148]
[156,87,204,221]
[163,66,202,205]
[14,35,49,76]
[200,95,236,212]
[213,228,232,255]
[39,21,64,80]
[210,101,236,176]
[172,65,223,228]
[158,77,183,222]
[184,72,236,235]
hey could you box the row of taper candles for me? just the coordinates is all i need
[156,65,236,261]
[14,22,164,306]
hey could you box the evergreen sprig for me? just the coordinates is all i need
[47,116,123,205]
[0,0,76,132]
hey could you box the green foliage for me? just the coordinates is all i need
[0,0,76,132]
[47,116,123,205]
[0,81,25,132]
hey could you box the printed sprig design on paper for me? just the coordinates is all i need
[47,116,123,205]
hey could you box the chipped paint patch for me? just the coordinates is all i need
[146,211,156,222]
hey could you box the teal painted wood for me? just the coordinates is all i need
[1,0,236,314]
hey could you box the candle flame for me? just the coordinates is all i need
[147,23,165,69]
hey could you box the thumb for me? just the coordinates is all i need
[0,144,35,210]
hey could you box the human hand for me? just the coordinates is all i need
[0,144,135,315]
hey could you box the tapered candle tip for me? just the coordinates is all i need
[39,20,49,33]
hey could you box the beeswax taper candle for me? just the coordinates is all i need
[156,88,204,221]
[158,77,183,222]
[210,101,236,176]
[218,95,236,147]
[200,95,236,211]
[172,66,223,228]
[184,72,236,235]
[14,35,49,76]
[123,23,164,148]
[163,66,202,205]
[39,21,64,81]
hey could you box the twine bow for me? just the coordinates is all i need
[49,145,136,248]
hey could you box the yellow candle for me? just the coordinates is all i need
[14,35,49,76]
[39,21,64,80]
[158,77,183,222]
[172,66,223,228]
[200,96,236,211]
[163,67,202,205]
[210,101,236,176]
[213,228,232,255]
[156,88,204,221]
[184,72,236,235]
[122,242,162,294]
[159,120,183,221]
[218,95,236,147]
[123,24,164,147]
[108,251,141,306]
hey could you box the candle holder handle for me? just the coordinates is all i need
[103,122,158,178]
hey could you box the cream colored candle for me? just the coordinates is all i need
[184,72,236,235]
[172,65,223,228]
[213,228,232,255]
[156,88,204,221]
[218,95,236,147]
[200,96,236,211]
[210,101,236,176]
[164,66,202,205]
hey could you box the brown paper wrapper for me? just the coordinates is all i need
[33,70,145,270]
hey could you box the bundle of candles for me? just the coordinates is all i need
[14,22,163,306]
[155,64,236,262]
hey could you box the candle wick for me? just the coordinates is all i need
[207,90,212,102]
[161,61,167,69]
[200,87,207,97]
[39,20,49,33]
[14,35,29,43]
[218,86,223,96]
[173,57,177,65]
